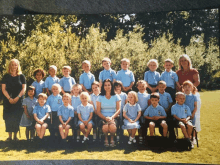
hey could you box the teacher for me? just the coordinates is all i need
[1,59,26,141]
[96,79,121,147]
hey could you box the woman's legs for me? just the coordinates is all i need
[109,123,117,142]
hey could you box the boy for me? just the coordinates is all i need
[116,58,135,93]
[45,65,60,95]
[59,66,76,94]
[171,92,193,149]
[99,57,117,88]
[79,60,95,94]
[160,59,181,101]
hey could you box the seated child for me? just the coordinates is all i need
[59,66,76,94]
[144,59,160,94]
[20,86,38,141]
[58,93,74,141]
[77,92,94,143]
[171,92,193,149]
[122,91,141,144]
[33,93,51,139]
[79,60,95,94]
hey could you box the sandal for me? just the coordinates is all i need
[104,140,109,147]
[110,140,116,147]
[6,137,12,142]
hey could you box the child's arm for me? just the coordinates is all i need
[78,113,85,124]
[191,101,197,118]
[176,81,181,90]
[173,115,189,124]
[81,84,89,93]
[123,111,133,123]
[124,82,134,91]
[134,111,141,122]
[65,117,72,125]
[99,80,103,89]
[145,115,155,120]
[61,87,65,95]
[166,103,172,113]
[59,115,64,124]
[145,81,153,92]
[34,113,43,125]
[90,101,97,114]
[40,113,49,122]
[46,88,50,95]
[86,112,93,124]
[23,105,30,119]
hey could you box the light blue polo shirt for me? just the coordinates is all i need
[185,94,197,113]
[171,103,191,119]
[116,69,135,87]
[77,103,94,121]
[144,105,167,117]
[31,80,45,98]
[159,92,173,109]
[123,103,141,120]
[119,92,127,119]
[144,71,160,85]
[59,76,76,92]
[71,95,81,112]
[22,97,38,115]
[46,94,63,112]
[137,92,150,112]
[160,70,178,89]
[45,75,60,90]
[90,93,99,110]
[99,68,117,82]
[33,104,51,120]
[79,72,95,89]
[57,105,74,121]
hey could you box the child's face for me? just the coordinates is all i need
[49,68,56,77]
[92,84,100,94]
[148,62,157,72]
[38,97,46,106]
[35,72,43,82]
[63,96,70,105]
[63,68,70,77]
[80,95,88,104]
[104,81,112,93]
[164,62,173,71]
[137,83,147,93]
[28,89,35,98]
[115,85,122,92]
[183,85,192,94]
[121,61,129,70]
[176,95,185,105]
[72,86,81,95]
[158,84,166,93]
[128,93,135,105]
[102,61,111,70]
[52,86,59,95]
[82,63,91,73]
[150,98,159,107]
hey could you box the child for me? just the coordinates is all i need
[144,59,160,94]
[77,92,94,143]
[171,92,193,149]
[144,93,168,139]
[46,83,63,139]
[99,57,117,87]
[122,91,141,144]
[45,65,60,95]
[116,58,135,93]
[33,93,51,139]
[160,59,181,101]
[20,86,38,141]
[31,68,46,98]
[59,66,76,94]
[79,60,95,94]
[58,93,74,141]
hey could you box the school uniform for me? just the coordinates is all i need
[59,76,76,93]
[44,75,60,92]
[33,104,51,124]
[159,92,173,110]
[57,105,74,125]
[116,69,135,88]
[77,103,94,126]
[118,92,127,121]
[137,92,150,123]
[122,103,141,129]
[99,68,117,82]
[31,80,45,98]
[184,94,197,125]
[90,93,100,127]
[79,72,95,92]
[71,95,82,128]
[144,71,160,94]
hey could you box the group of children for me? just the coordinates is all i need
[19,57,199,149]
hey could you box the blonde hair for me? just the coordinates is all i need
[182,80,197,94]
[175,92,185,98]
[49,65,57,72]
[102,57,111,63]
[136,80,147,87]
[147,59,158,68]
[121,58,130,64]
[38,93,48,100]
[71,84,82,94]
[164,59,174,64]
[128,91,138,103]
[178,54,192,70]
[7,59,22,75]
[62,66,71,71]
[51,83,61,93]
[158,81,167,86]
[63,93,71,100]
[82,60,91,66]
[80,92,90,101]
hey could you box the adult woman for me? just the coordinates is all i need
[96,79,121,147]
[2,59,26,141]
[176,54,201,132]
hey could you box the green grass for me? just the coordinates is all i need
[0,90,220,164]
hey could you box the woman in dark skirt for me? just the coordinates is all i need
[1,59,26,141]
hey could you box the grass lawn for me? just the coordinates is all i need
[0,90,220,164]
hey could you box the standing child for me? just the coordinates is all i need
[31,68,46,98]
[45,65,60,96]
[116,58,135,93]
[160,59,181,101]
[59,66,76,94]
[20,86,38,141]
[46,84,63,139]
[33,93,51,140]
[144,59,160,94]
[99,57,117,87]
[58,93,74,142]
[77,92,94,143]
[122,91,141,144]
[79,60,95,94]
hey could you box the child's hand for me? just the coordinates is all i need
[128,119,133,123]
[182,118,187,124]
[63,123,67,127]
[106,117,111,122]
[26,114,31,119]
[154,116,160,120]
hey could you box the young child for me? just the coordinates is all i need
[31,68,46,98]
[171,92,193,149]
[77,92,94,143]
[160,59,181,101]
[59,66,76,94]
[58,93,74,142]
[45,65,60,95]
[122,91,141,144]
[99,57,117,87]
[116,58,135,93]
[79,60,95,94]
[144,93,168,139]
[144,59,160,94]
[20,86,38,141]
[33,93,51,139]
[46,84,63,139]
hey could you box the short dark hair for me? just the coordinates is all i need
[27,86,35,92]
[100,79,115,96]
[150,92,160,99]
[113,80,123,89]
[33,68,46,78]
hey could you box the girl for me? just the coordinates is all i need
[77,92,94,143]
[122,91,141,144]
[31,68,46,98]
[20,86,38,141]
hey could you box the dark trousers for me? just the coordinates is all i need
[165,87,176,102]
